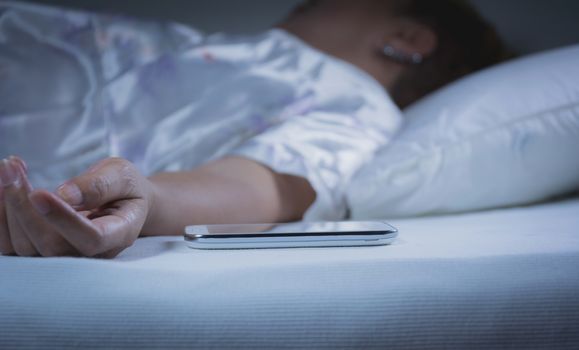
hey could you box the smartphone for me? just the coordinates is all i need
[184,221,398,249]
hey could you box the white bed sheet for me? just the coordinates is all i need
[1,197,579,349]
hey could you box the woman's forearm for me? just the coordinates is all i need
[141,156,316,236]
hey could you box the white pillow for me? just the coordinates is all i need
[348,44,579,219]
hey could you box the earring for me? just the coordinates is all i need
[382,45,423,64]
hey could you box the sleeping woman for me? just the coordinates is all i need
[0,0,506,257]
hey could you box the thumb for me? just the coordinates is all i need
[57,158,142,210]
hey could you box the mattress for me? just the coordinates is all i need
[1,196,578,349]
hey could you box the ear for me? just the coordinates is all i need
[381,19,438,60]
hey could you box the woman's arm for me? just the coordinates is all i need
[144,156,316,235]
[0,156,315,257]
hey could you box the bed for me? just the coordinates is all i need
[2,1,579,349]
[1,196,578,348]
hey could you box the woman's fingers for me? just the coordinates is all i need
[0,186,15,255]
[57,158,142,210]
[28,190,122,257]
[2,157,77,257]
[14,191,78,257]
[9,156,28,174]
[6,209,38,256]
[90,198,147,249]
[1,158,38,256]
[1,156,147,258]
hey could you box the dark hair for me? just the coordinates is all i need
[390,0,511,108]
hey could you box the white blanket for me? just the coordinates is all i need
[1,197,579,349]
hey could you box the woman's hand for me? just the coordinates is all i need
[0,155,315,257]
[0,157,153,258]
